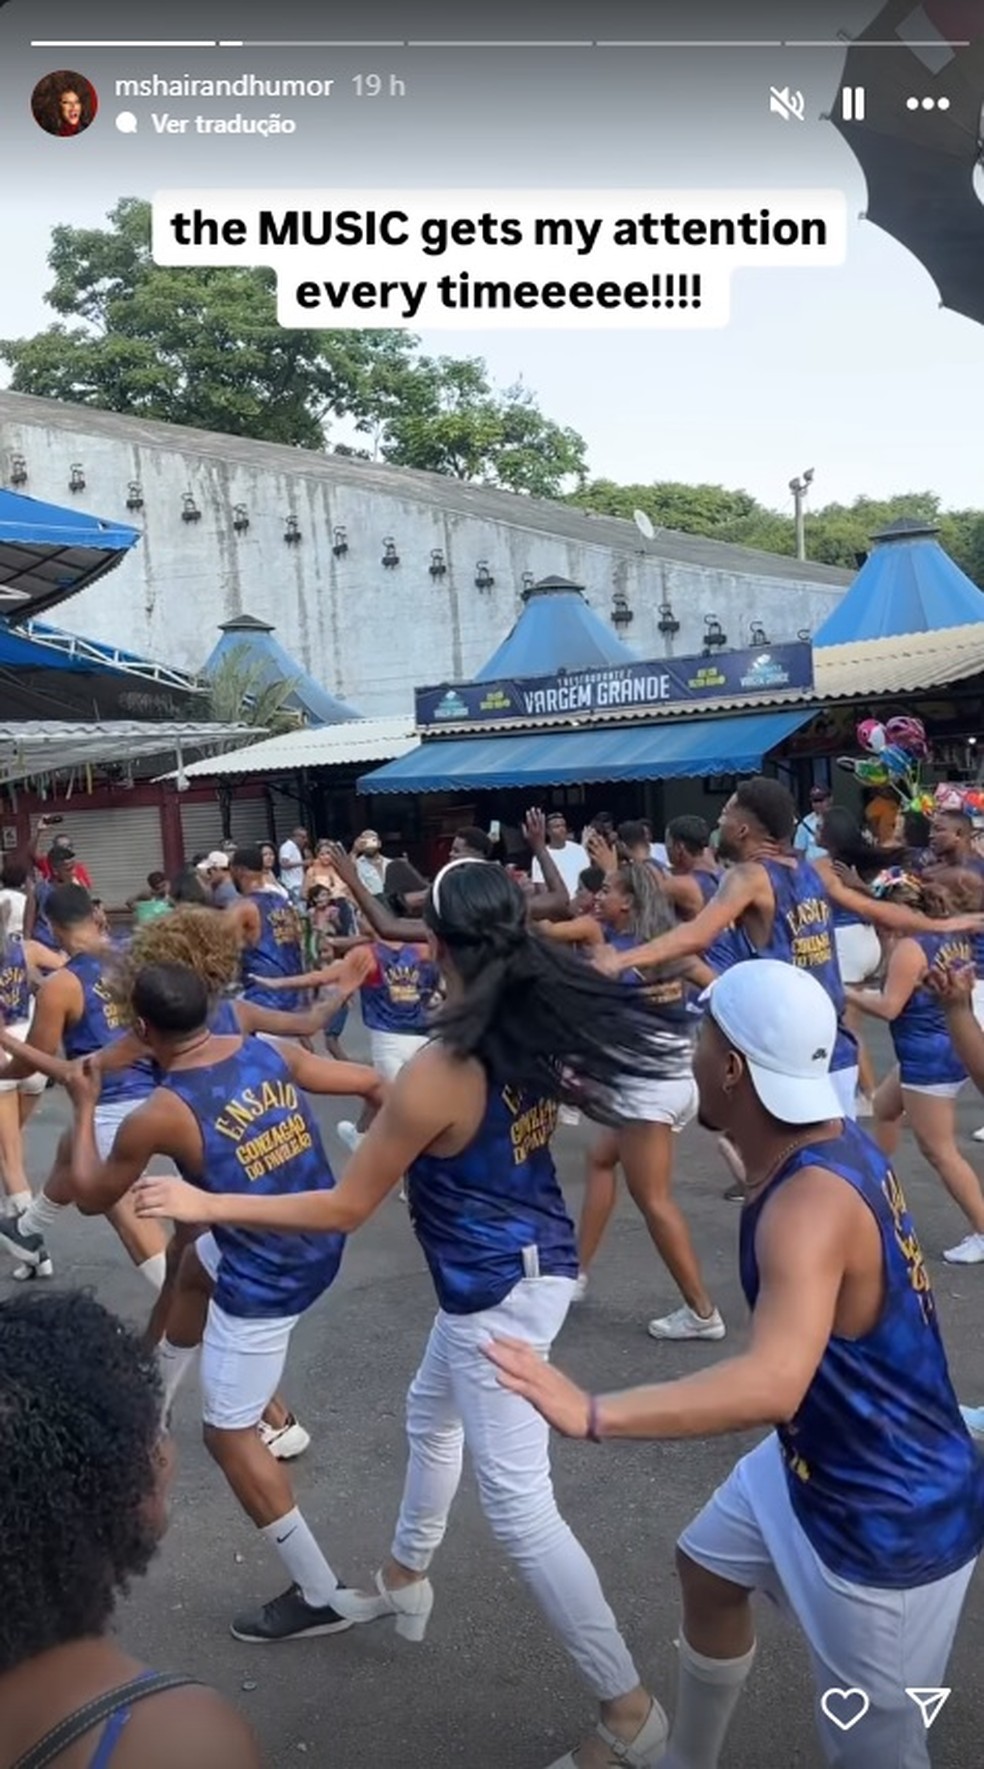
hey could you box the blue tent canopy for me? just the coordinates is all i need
[815,520,984,646]
[474,577,636,681]
[204,615,358,725]
[360,709,813,794]
[0,619,203,721]
[0,488,140,618]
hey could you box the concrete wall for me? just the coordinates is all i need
[3,410,848,716]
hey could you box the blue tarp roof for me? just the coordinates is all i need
[815,521,984,646]
[474,578,636,680]
[0,488,140,618]
[360,708,812,794]
[204,616,358,725]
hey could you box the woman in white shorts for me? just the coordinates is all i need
[846,865,984,1266]
[548,863,725,1342]
[0,904,65,1217]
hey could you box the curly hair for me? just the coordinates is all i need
[107,905,242,1019]
[0,1291,163,1674]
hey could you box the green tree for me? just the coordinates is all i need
[373,356,588,496]
[206,647,303,746]
[2,198,587,495]
[566,478,762,532]
[0,197,418,448]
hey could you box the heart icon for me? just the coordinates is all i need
[821,1688,870,1732]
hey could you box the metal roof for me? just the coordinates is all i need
[0,392,852,591]
[0,721,262,786]
[160,714,419,780]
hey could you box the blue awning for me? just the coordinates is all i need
[359,708,814,794]
[0,488,140,619]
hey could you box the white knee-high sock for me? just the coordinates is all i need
[5,1191,32,1216]
[661,1636,756,1769]
[137,1251,167,1293]
[260,1508,338,1607]
[20,1192,69,1237]
[157,1339,199,1419]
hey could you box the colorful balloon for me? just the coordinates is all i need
[880,744,913,782]
[884,716,928,758]
[856,719,887,754]
[854,757,890,786]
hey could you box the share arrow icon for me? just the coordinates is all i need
[905,1688,951,1731]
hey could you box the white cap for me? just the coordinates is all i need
[699,960,843,1125]
[203,850,230,870]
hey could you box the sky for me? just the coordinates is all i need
[2,0,983,518]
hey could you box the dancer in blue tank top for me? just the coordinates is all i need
[0,899,65,1218]
[596,777,982,1125]
[60,955,383,1647]
[134,857,690,1769]
[665,814,721,909]
[0,884,168,1292]
[845,865,984,1267]
[543,862,722,1341]
[228,845,307,1014]
[489,960,984,1769]
[927,804,984,1142]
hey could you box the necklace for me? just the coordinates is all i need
[741,1121,841,1196]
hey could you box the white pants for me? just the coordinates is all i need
[392,1275,639,1701]
[0,1019,46,1095]
[368,1028,429,1081]
[679,1434,976,1768]
[194,1231,298,1429]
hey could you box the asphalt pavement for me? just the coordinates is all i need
[16,1020,984,1768]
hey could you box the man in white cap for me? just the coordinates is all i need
[488,960,984,1769]
[199,851,238,908]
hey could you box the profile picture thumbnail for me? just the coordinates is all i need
[31,70,98,137]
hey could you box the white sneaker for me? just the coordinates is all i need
[258,1414,311,1461]
[337,1120,363,1154]
[647,1304,726,1342]
[12,1257,54,1281]
[943,1233,984,1265]
[571,1272,588,1302]
[960,1404,984,1438]
[972,1127,984,1144]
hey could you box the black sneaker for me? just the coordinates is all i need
[230,1584,353,1643]
[0,1217,46,1267]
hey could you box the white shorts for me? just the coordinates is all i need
[95,1097,141,1159]
[195,1233,299,1430]
[614,1073,698,1131]
[0,1021,46,1096]
[973,980,984,1028]
[679,1434,976,1768]
[830,1065,859,1121]
[368,1028,429,1082]
[902,1079,965,1100]
[834,924,882,986]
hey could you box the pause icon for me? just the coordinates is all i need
[841,87,865,121]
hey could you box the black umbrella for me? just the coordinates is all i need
[832,0,984,324]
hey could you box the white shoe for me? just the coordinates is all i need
[546,1699,668,1768]
[973,1127,984,1144]
[944,1233,984,1265]
[337,1121,363,1154]
[647,1304,726,1342]
[960,1404,984,1438]
[571,1272,588,1302]
[12,1257,54,1281]
[258,1414,311,1461]
[330,1569,433,1642]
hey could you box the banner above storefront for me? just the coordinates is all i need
[415,641,814,730]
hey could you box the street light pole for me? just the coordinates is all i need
[789,467,815,561]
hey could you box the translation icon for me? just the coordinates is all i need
[905,1688,951,1731]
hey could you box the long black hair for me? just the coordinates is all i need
[819,805,903,879]
[424,860,679,1117]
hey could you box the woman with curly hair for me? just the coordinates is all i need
[32,70,97,135]
[0,1289,260,1769]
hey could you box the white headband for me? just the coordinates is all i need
[430,856,488,919]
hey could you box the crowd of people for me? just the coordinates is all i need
[0,778,984,1768]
